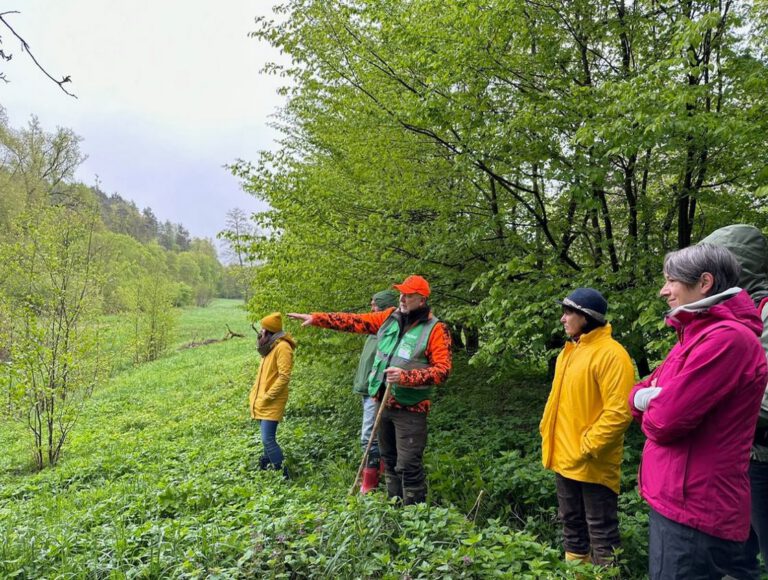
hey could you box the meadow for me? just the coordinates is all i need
[0,300,648,578]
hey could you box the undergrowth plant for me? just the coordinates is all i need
[0,300,646,578]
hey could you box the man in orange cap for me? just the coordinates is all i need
[289,275,452,504]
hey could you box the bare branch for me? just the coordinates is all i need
[0,12,76,98]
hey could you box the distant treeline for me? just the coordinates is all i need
[0,109,252,305]
[96,190,193,252]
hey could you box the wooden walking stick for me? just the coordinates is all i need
[349,381,392,495]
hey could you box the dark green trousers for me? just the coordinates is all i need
[378,406,428,504]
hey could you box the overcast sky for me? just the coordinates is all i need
[0,1,285,250]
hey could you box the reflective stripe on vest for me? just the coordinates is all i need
[368,314,440,405]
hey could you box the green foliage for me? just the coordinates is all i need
[0,204,108,470]
[236,0,768,371]
[0,114,84,217]
[123,273,179,365]
[0,300,646,578]
[235,500,574,579]
[173,299,254,348]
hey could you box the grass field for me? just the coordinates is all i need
[0,300,638,578]
[0,300,264,575]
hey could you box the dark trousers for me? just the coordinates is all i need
[744,459,768,575]
[555,474,620,564]
[378,406,428,504]
[649,507,759,580]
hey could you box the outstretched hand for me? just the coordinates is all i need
[287,313,314,327]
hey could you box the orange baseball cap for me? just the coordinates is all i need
[393,275,431,297]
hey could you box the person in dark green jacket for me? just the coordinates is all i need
[356,289,399,493]
[700,224,768,576]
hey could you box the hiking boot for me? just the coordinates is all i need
[565,552,590,563]
[385,472,403,502]
[403,485,427,506]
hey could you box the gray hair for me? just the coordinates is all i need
[663,243,742,296]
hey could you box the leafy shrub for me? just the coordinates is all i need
[235,497,584,579]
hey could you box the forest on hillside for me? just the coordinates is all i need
[0,113,248,306]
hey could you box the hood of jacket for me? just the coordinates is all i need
[700,224,768,305]
[666,288,763,339]
[258,330,297,357]
[275,332,296,349]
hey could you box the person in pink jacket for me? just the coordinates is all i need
[630,244,767,579]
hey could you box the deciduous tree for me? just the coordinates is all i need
[0,203,106,469]
[239,0,768,371]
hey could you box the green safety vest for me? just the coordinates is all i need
[368,313,440,406]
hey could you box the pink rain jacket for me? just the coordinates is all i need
[629,290,767,541]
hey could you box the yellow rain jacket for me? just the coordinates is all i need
[540,324,634,493]
[249,334,296,421]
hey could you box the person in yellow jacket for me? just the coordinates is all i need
[249,312,296,476]
[540,288,634,566]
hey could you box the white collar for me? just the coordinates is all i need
[666,287,741,320]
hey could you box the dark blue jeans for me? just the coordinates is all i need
[649,508,759,580]
[260,419,284,468]
[744,459,768,575]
